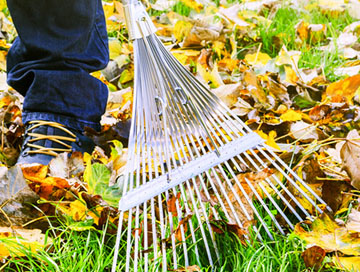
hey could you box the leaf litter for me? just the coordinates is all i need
[0,0,360,269]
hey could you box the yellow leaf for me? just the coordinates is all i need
[0,95,12,108]
[0,0,6,10]
[325,74,360,104]
[218,58,239,72]
[173,20,193,42]
[275,46,300,70]
[58,198,102,225]
[109,39,122,60]
[119,69,134,84]
[244,52,271,66]
[0,227,52,260]
[179,0,203,12]
[172,53,189,65]
[332,257,360,272]
[210,63,224,88]
[213,41,224,58]
[280,109,302,122]
[295,213,360,256]
[284,66,298,84]
[296,20,309,41]
[257,130,281,151]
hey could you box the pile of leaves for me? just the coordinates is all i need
[1,0,360,270]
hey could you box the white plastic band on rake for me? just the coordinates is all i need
[119,132,264,211]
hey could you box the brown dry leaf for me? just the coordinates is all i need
[295,213,360,255]
[21,164,48,182]
[290,121,319,141]
[212,83,242,107]
[325,74,360,104]
[0,227,52,260]
[322,180,353,213]
[28,176,71,200]
[296,20,310,41]
[296,20,326,43]
[220,169,273,225]
[167,192,181,217]
[243,70,268,106]
[347,209,360,233]
[301,245,326,270]
[340,129,360,189]
[309,104,331,123]
[173,214,192,242]
[217,58,239,72]
[219,5,249,27]
[174,265,201,272]
[182,21,222,47]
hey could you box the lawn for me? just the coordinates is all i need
[1,0,360,271]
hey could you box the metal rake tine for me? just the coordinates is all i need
[167,118,218,264]
[148,36,221,155]
[143,41,196,270]
[140,45,168,271]
[256,182,295,229]
[238,150,308,221]
[215,163,274,239]
[113,40,144,271]
[179,105,271,238]
[263,146,331,212]
[161,81,233,263]
[156,36,251,137]
[257,146,327,214]
[199,104,308,227]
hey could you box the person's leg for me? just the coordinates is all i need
[6,0,109,132]
[6,0,109,164]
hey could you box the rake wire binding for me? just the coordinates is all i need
[111,1,331,271]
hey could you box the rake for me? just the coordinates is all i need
[111,1,330,271]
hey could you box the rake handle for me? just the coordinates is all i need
[122,0,157,40]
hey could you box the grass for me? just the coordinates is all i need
[247,4,356,82]
[1,199,345,272]
[1,1,358,272]
[1,218,344,272]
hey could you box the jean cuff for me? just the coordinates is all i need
[22,111,101,131]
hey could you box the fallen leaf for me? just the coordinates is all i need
[173,20,193,42]
[0,227,52,260]
[301,246,325,270]
[219,5,249,27]
[212,83,242,107]
[83,162,122,207]
[0,166,39,226]
[174,265,201,271]
[332,256,360,272]
[21,164,48,182]
[340,129,360,189]
[295,213,360,255]
[325,74,360,104]
[280,109,302,122]
[290,121,318,141]
[244,52,271,67]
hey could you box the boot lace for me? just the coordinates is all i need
[24,120,76,157]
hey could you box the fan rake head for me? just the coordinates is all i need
[112,1,330,271]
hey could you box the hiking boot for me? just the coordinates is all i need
[17,120,95,165]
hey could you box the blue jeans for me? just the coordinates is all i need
[6,0,109,131]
